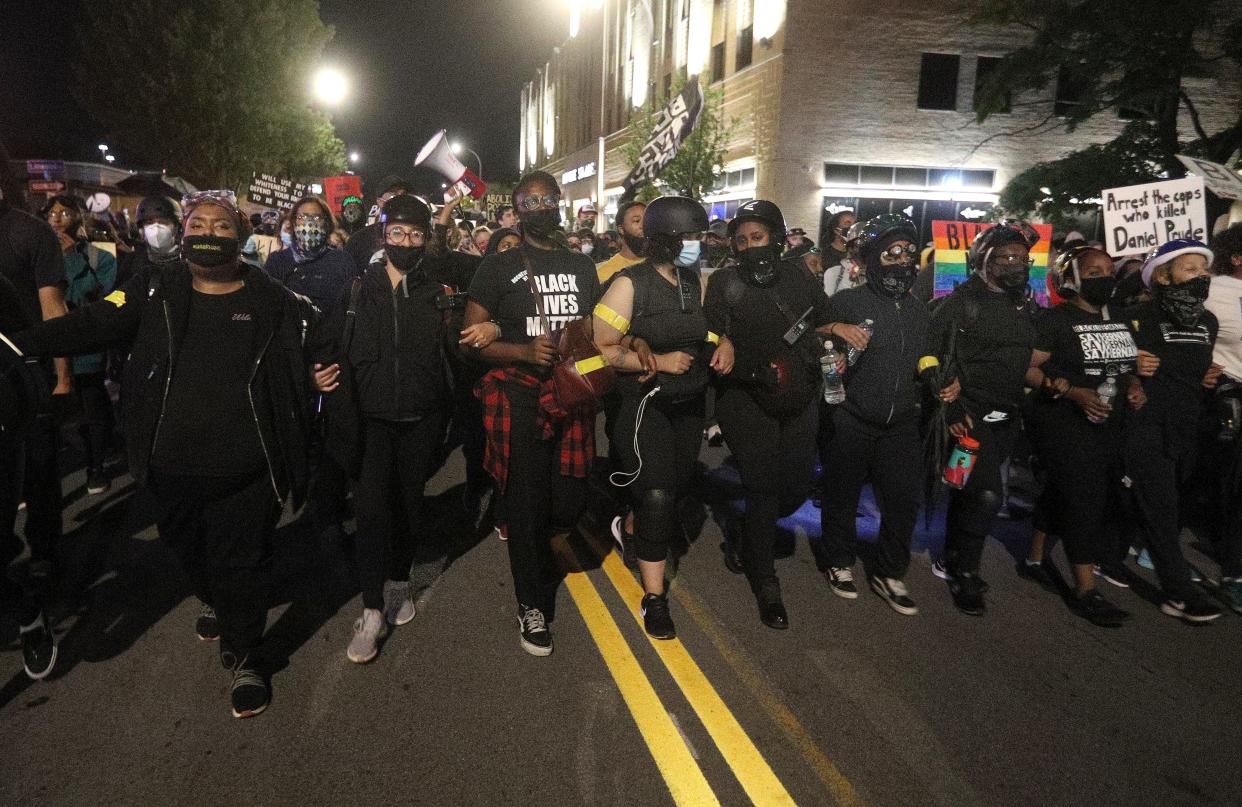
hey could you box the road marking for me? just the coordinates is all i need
[585,535,798,807]
[555,536,722,807]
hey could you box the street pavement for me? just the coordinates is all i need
[3,432,1241,807]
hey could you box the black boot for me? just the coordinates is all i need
[754,578,788,630]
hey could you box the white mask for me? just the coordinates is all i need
[143,222,177,253]
[580,242,594,256]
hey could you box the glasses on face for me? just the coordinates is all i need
[386,225,426,244]
[47,209,74,220]
[295,213,326,224]
[880,243,919,261]
[990,253,1035,268]
[518,193,561,211]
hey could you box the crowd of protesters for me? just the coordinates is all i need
[3,157,1242,719]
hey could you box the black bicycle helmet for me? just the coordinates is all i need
[380,194,431,228]
[727,199,786,248]
[854,214,918,261]
[967,220,1040,272]
[643,196,708,237]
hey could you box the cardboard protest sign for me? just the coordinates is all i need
[1176,155,1242,201]
[1103,176,1206,256]
[322,175,363,213]
[622,78,705,195]
[248,173,309,210]
[932,220,1053,305]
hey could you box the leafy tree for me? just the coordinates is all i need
[75,0,346,192]
[621,80,735,203]
[971,0,1242,220]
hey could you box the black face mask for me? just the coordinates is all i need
[1078,276,1117,308]
[992,263,1029,294]
[738,244,781,286]
[385,245,424,274]
[622,232,647,256]
[182,235,239,267]
[520,209,562,240]
[870,263,917,297]
[1157,274,1210,327]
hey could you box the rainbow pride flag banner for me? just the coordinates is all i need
[931,221,1052,306]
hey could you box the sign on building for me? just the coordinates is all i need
[1102,176,1207,256]
[1176,155,1242,201]
[621,78,705,196]
[25,160,64,177]
[247,173,309,210]
[932,220,1053,305]
[28,179,65,194]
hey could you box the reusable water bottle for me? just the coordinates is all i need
[821,342,846,404]
[943,435,979,489]
[1089,376,1118,424]
[847,319,874,367]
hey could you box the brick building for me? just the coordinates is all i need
[520,0,1240,242]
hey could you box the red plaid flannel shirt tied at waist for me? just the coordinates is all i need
[476,367,596,494]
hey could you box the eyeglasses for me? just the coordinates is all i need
[518,193,561,211]
[181,190,239,215]
[386,225,426,243]
[47,209,74,220]
[880,244,919,260]
[295,214,326,224]
[990,253,1036,268]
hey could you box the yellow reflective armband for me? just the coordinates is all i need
[105,290,126,308]
[705,331,721,345]
[593,303,630,334]
[575,354,609,375]
[918,356,940,373]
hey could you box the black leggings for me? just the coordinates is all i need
[612,394,705,563]
[944,417,1018,577]
[716,386,817,586]
[1124,413,1198,600]
[74,371,113,471]
[351,415,443,610]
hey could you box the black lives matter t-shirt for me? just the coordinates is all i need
[468,244,601,345]
[1035,303,1138,388]
[151,289,267,477]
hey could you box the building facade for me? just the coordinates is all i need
[520,0,1240,242]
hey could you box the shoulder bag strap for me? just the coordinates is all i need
[519,246,552,336]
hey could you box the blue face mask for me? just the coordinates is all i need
[675,239,701,268]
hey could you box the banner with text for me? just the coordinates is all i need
[1103,176,1206,256]
[932,220,1053,305]
[248,173,309,210]
[621,78,705,196]
[322,174,363,213]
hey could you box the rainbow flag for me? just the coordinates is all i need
[932,221,1052,306]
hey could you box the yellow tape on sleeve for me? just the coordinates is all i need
[105,290,126,308]
[575,354,609,375]
[593,303,630,334]
[705,331,720,345]
[917,356,940,373]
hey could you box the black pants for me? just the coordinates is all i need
[716,387,818,586]
[150,469,281,668]
[0,430,36,621]
[613,394,705,563]
[820,408,921,579]
[502,388,588,610]
[944,416,1018,577]
[74,371,113,471]
[20,414,61,567]
[351,415,443,610]
[1124,414,1198,600]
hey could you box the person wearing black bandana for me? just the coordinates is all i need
[923,222,1039,616]
[2,190,327,717]
[1121,239,1223,622]
[817,215,959,615]
[703,199,832,629]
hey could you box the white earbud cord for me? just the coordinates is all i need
[609,385,661,487]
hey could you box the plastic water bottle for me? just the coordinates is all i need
[821,342,846,404]
[943,436,979,489]
[847,319,874,367]
[1090,376,1117,424]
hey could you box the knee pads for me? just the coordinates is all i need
[635,488,677,563]
[953,488,1001,537]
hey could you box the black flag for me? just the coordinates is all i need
[621,78,705,198]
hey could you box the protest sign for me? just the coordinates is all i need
[621,78,705,196]
[322,175,362,213]
[1176,155,1242,201]
[1102,176,1206,256]
[932,220,1053,305]
[248,173,309,210]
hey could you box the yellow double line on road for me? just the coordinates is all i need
[557,531,811,806]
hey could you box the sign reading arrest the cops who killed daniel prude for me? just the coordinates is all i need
[1102,176,1207,257]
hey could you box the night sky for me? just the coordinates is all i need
[0,0,569,196]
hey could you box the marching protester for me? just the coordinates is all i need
[463,171,602,655]
[4,190,326,716]
[116,195,182,288]
[262,195,358,312]
[820,210,857,269]
[44,194,118,495]
[339,194,367,237]
[704,200,831,629]
[345,176,412,272]
[818,214,958,615]
[484,227,522,256]
[494,204,518,230]
[593,196,730,639]
[576,202,598,232]
[924,222,1040,616]
[1122,240,1223,622]
[1021,245,1139,626]
[702,219,731,270]
[596,200,646,284]
[822,220,864,297]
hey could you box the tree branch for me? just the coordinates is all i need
[1179,89,1211,142]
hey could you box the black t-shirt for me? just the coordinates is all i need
[151,289,267,476]
[0,201,64,326]
[1035,303,1138,388]
[1127,300,1217,414]
[468,244,601,346]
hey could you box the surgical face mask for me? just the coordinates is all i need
[143,222,177,254]
[1156,274,1210,327]
[280,230,293,248]
[580,241,594,256]
[675,240,701,268]
[294,221,327,253]
[182,235,239,267]
[1078,276,1116,308]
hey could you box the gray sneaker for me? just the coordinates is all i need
[382,580,416,626]
[347,608,388,663]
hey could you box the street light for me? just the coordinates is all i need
[450,141,483,178]
[104,154,116,163]
[349,151,361,164]
[312,66,348,106]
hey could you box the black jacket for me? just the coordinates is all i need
[827,282,928,427]
[11,262,323,508]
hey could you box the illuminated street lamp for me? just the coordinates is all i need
[349,151,361,164]
[450,141,483,178]
[312,66,349,106]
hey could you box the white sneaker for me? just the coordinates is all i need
[347,608,388,663]
[382,580,416,626]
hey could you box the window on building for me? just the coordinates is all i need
[710,42,725,83]
[1054,64,1088,117]
[824,163,860,185]
[917,53,960,111]
[973,56,1010,113]
[736,0,753,70]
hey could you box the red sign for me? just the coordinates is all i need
[29,179,66,193]
[322,175,363,213]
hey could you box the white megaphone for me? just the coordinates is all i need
[414,130,487,199]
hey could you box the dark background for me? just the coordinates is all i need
[0,0,568,196]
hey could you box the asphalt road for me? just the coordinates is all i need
[3,433,1240,807]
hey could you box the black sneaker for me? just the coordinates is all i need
[949,574,986,616]
[517,604,553,656]
[230,666,269,719]
[20,610,57,681]
[195,604,220,642]
[825,566,859,599]
[722,521,744,575]
[755,579,788,630]
[1071,590,1130,628]
[1017,558,1058,593]
[870,575,919,616]
[1160,597,1223,624]
[1093,562,1131,589]
[641,593,676,640]
[86,467,110,496]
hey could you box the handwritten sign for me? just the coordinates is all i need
[247,173,309,210]
[321,175,362,213]
[1102,176,1206,256]
[932,220,1053,305]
